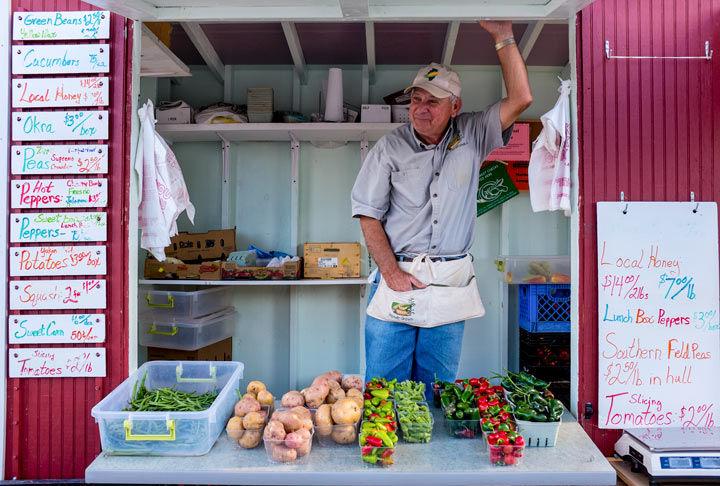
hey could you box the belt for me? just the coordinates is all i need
[396,254,468,262]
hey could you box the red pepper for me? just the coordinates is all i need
[361,446,374,455]
[468,378,480,387]
[381,448,394,458]
[365,436,383,447]
[370,413,380,419]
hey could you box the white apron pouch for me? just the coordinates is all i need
[366,254,485,327]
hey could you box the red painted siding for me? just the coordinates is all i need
[6,1,130,479]
[577,0,720,454]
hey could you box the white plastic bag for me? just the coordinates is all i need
[366,255,485,327]
[528,79,572,214]
[135,99,196,261]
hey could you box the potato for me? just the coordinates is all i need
[302,384,329,408]
[331,424,357,444]
[291,428,312,456]
[257,390,274,407]
[257,409,269,423]
[225,416,244,441]
[263,420,286,441]
[314,404,333,437]
[270,444,297,463]
[238,429,263,449]
[281,391,305,408]
[345,388,362,399]
[234,396,261,417]
[341,375,363,391]
[299,417,313,431]
[247,380,267,395]
[242,392,257,401]
[326,387,345,405]
[273,410,303,432]
[323,370,342,383]
[331,398,362,425]
[284,431,306,449]
[242,411,265,430]
[290,406,311,420]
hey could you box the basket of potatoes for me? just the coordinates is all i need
[225,380,274,449]
[263,407,315,463]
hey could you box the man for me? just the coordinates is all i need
[351,21,533,398]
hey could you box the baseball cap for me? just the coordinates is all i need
[404,63,461,99]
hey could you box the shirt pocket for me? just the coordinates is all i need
[445,147,475,192]
[390,165,431,208]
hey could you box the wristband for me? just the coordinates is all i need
[494,37,516,51]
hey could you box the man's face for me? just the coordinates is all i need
[409,88,461,141]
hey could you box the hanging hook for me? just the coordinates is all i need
[620,191,628,214]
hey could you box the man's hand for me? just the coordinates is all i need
[478,20,514,42]
[384,267,427,292]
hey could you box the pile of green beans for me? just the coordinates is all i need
[124,372,218,412]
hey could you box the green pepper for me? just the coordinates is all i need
[460,385,473,403]
[375,430,394,448]
[457,402,468,411]
[455,410,464,420]
[532,412,548,422]
[371,389,390,400]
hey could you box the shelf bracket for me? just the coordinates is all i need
[217,133,231,229]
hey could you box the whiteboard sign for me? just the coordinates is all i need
[12,110,108,141]
[9,348,106,378]
[10,245,107,277]
[11,212,107,243]
[12,44,109,74]
[13,11,110,40]
[11,144,108,175]
[10,279,106,310]
[12,178,107,209]
[598,202,720,429]
[9,314,105,344]
[13,77,109,108]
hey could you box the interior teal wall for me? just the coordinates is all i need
[138,64,570,394]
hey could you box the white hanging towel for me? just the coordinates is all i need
[135,100,195,261]
[528,79,572,215]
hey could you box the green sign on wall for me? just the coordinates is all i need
[476,162,519,216]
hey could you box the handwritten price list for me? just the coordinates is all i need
[597,202,720,429]
[9,10,110,378]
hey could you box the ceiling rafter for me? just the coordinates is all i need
[181,22,225,83]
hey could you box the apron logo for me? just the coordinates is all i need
[425,68,439,81]
[391,300,415,317]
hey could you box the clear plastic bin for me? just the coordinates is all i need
[91,361,243,456]
[140,286,230,319]
[314,420,360,446]
[139,307,237,351]
[263,429,314,463]
[360,445,395,467]
[495,256,570,285]
[444,416,480,439]
[486,439,525,466]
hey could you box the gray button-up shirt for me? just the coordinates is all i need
[351,101,511,256]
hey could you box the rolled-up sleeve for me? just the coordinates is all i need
[465,101,514,161]
[351,142,391,221]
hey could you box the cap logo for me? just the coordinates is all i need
[425,68,439,81]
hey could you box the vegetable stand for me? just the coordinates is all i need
[86,406,614,485]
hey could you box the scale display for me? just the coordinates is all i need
[661,456,720,469]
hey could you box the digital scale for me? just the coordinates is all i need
[615,428,720,484]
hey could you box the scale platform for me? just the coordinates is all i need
[615,428,720,484]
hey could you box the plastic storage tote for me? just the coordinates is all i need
[91,361,243,456]
[495,256,570,285]
[518,284,571,333]
[139,307,237,351]
[140,286,230,318]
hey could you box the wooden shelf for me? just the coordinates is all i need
[140,25,191,78]
[155,122,403,143]
[139,278,368,286]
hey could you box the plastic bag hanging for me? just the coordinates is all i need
[528,79,572,215]
[135,99,196,261]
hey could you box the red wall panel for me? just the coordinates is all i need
[6,1,130,479]
[577,0,720,454]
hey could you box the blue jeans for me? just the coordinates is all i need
[364,271,465,402]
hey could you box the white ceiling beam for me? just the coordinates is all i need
[281,22,307,86]
[518,21,545,61]
[339,0,369,19]
[368,4,562,21]
[441,21,460,66]
[181,22,225,83]
[81,0,157,20]
[365,22,376,85]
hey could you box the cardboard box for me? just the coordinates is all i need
[303,242,361,279]
[165,229,236,262]
[486,122,531,161]
[391,105,410,123]
[144,259,223,280]
[361,104,391,123]
[221,260,302,280]
[156,101,193,124]
[147,337,232,361]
